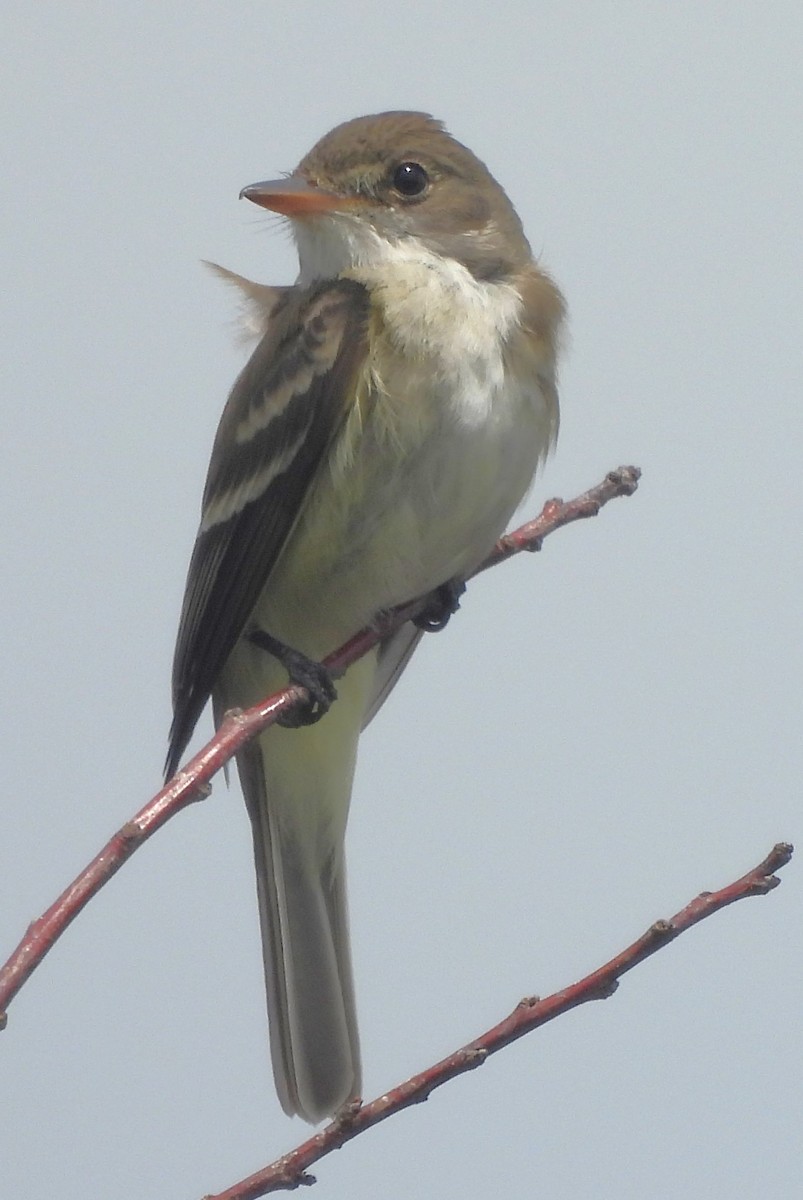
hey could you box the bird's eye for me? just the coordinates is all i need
[391,161,429,197]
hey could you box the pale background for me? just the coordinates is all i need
[2,4,801,1198]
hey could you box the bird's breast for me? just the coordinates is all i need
[260,281,556,653]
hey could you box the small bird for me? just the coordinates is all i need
[167,111,565,1123]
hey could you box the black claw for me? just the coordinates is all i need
[248,629,337,727]
[413,579,467,632]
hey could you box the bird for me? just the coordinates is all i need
[167,111,565,1124]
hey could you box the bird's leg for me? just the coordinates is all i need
[413,578,467,632]
[247,629,338,727]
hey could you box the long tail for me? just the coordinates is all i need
[237,654,374,1123]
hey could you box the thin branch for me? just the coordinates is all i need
[202,843,793,1199]
[0,466,640,1022]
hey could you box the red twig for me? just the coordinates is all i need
[202,843,793,1199]
[0,466,640,1022]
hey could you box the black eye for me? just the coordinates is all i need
[391,161,429,197]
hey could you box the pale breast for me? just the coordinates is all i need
[259,247,559,651]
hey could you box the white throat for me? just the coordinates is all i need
[293,213,525,426]
[293,212,394,285]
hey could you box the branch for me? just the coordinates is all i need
[202,843,793,1199]
[0,466,640,1022]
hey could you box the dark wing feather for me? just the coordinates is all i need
[166,278,369,776]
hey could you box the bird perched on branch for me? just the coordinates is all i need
[167,110,565,1123]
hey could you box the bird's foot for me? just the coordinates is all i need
[413,578,466,632]
[248,629,337,727]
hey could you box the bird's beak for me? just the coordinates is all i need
[239,176,357,216]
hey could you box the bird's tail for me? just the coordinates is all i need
[237,654,374,1122]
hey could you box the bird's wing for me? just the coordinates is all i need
[167,277,370,776]
[361,623,425,729]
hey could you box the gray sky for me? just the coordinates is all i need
[2,3,801,1197]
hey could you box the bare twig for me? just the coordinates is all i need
[201,843,793,1199]
[0,467,639,1022]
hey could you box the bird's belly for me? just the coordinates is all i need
[257,373,550,656]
